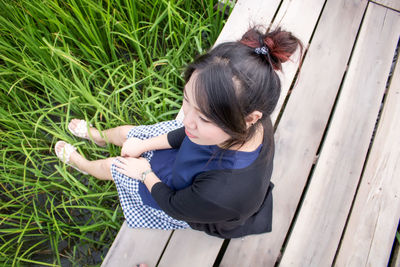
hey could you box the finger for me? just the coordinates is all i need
[114,163,124,171]
[118,169,137,180]
[116,156,128,163]
[114,160,126,169]
[139,157,148,162]
[116,167,127,176]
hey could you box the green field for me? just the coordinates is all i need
[0,0,229,265]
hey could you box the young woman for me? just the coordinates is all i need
[55,27,302,238]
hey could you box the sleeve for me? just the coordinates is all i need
[167,126,186,148]
[151,174,238,223]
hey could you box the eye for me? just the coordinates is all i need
[199,116,210,123]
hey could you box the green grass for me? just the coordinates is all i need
[0,0,229,265]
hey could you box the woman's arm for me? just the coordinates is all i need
[113,157,165,194]
[114,156,161,192]
[150,177,238,223]
[113,157,237,223]
[121,127,185,157]
[121,134,170,157]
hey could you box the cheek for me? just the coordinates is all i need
[182,101,188,114]
[200,123,231,143]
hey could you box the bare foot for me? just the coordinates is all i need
[68,119,106,146]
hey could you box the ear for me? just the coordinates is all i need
[245,111,263,128]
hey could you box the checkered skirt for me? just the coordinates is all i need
[110,120,190,229]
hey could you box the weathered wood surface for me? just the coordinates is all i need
[373,0,400,11]
[103,0,400,266]
[101,221,171,267]
[270,0,325,123]
[221,0,368,265]
[158,229,223,267]
[334,14,400,266]
[215,0,281,45]
[279,3,400,266]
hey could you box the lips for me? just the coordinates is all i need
[185,128,197,138]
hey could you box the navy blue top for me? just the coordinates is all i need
[139,136,262,210]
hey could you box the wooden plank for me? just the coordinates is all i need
[158,229,223,267]
[279,4,400,266]
[271,0,326,123]
[215,0,281,44]
[220,0,368,265]
[335,24,400,267]
[101,221,171,267]
[373,0,400,11]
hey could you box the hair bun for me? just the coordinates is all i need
[240,27,303,71]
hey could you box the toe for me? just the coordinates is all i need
[69,119,79,129]
[55,141,65,153]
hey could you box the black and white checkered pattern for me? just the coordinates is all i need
[111,120,190,229]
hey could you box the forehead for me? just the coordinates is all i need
[183,72,201,104]
[183,72,207,113]
[184,71,198,93]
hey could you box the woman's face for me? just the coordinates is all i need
[182,73,231,146]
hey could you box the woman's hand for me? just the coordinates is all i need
[114,156,151,180]
[121,138,148,157]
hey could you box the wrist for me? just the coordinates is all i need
[140,138,153,153]
[140,169,153,183]
[143,172,161,192]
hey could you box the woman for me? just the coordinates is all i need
[55,26,302,238]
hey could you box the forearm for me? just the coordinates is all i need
[141,134,172,151]
[144,172,162,192]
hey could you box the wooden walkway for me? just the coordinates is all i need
[102,0,400,266]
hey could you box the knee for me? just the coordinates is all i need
[104,157,115,170]
[99,157,116,180]
[119,125,134,141]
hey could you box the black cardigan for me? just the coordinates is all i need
[151,122,274,238]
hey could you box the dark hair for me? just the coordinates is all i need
[184,27,302,149]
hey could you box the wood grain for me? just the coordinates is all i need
[158,229,223,267]
[372,0,400,11]
[215,0,281,44]
[279,4,400,266]
[271,0,326,123]
[101,221,171,267]
[334,10,400,266]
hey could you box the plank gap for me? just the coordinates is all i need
[274,159,318,267]
[273,42,309,131]
[388,221,400,266]
[273,0,329,130]
[277,3,372,265]
[155,230,175,267]
[301,0,329,47]
[268,0,286,29]
[332,36,400,266]
[212,239,230,267]
[314,1,371,158]
[369,0,400,13]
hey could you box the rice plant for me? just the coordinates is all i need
[0,0,229,265]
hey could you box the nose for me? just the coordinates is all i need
[183,109,196,130]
